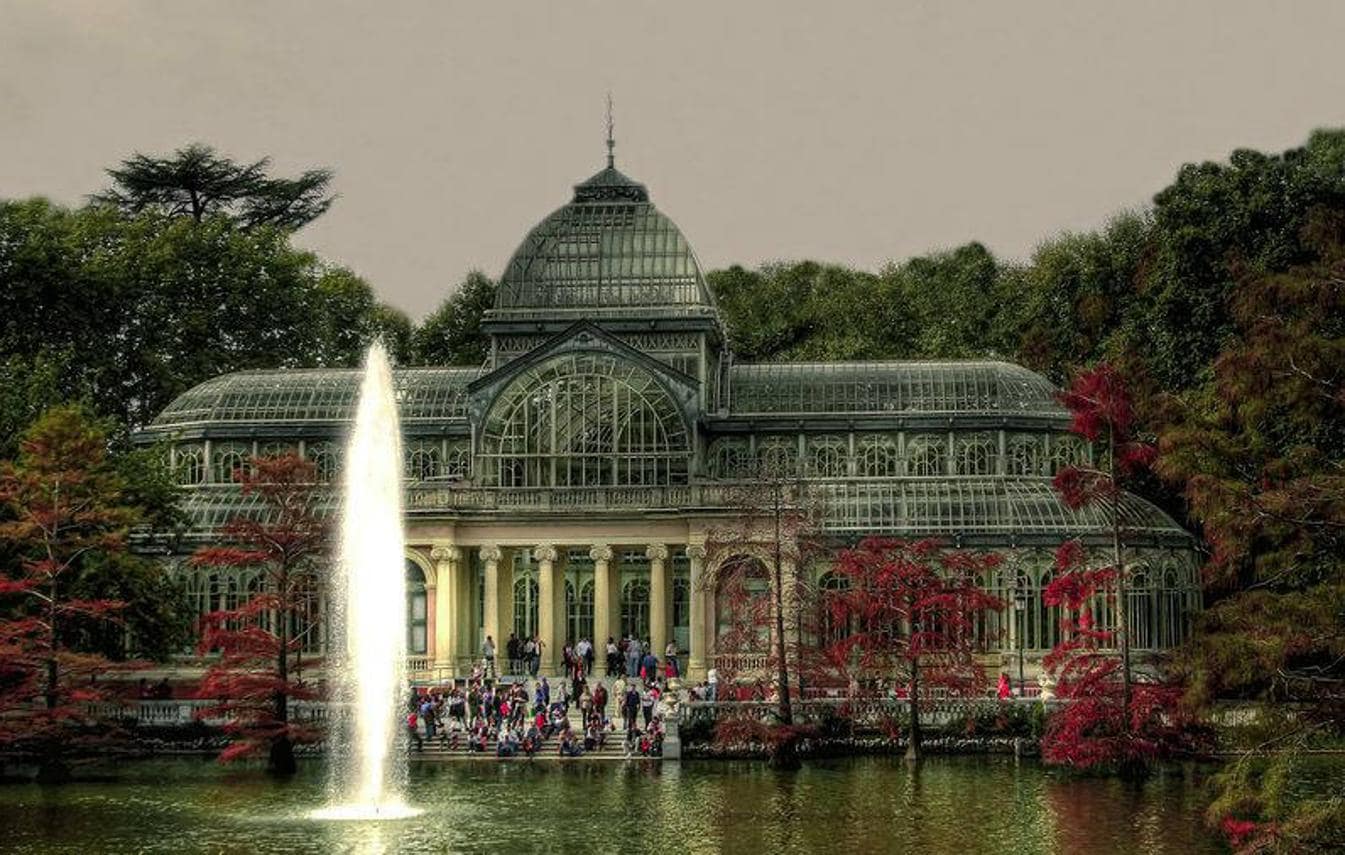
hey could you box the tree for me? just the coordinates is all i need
[0,407,141,782]
[1156,215,1345,848]
[0,198,407,434]
[91,143,334,230]
[1038,540,1208,772]
[824,537,1004,761]
[191,454,329,775]
[1052,362,1157,711]
[411,271,497,365]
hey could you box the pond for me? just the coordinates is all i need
[0,756,1223,853]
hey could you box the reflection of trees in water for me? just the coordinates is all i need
[1042,770,1218,854]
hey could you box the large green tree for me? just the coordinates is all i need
[411,271,496,365]
[0,198,407,435]
[1156,217,1345,850]
[91,143,335,231]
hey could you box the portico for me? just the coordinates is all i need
[411,530,711,681]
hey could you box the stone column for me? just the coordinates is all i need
[480,545,502,667]
[430,545,459,668]
[687,543,708,679]
[535,544,559,675]
[648,543,670,665]
[591,543,614,650]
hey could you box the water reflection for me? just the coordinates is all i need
[0,757,1227,854]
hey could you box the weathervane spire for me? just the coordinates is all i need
[605,92,615,169]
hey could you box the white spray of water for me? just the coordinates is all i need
[312,343,418,821]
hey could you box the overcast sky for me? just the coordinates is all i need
[4,1,1345,318]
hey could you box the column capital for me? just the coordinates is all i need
[429,544,459,564]
[533,543,558,564]
[646,543,669,562]
[589,543,614,563]
[480,544,503,564]
[685,543,708,562]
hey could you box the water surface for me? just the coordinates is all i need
[0,756,1222,854]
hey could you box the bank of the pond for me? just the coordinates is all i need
[0,754,1228,854]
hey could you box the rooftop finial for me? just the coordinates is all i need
[605,92,615,169]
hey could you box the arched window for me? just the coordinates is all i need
[565,579,595,644]
[818,572,851,645]
[805,436,849,478]
[1050,435,1088,473]
[406,561,427,655]
[212,442,251,484]
[513,575,540,639]
[757,436,798,477]
[1158,564,1190,648]
[672,573,691,652]
[306,441,340,483]
[405,440,442,482]
[955,433,997,476]
[445,442,471,479]
[176,444,206,486]
[259,441,295,459]
[621,579,651,641]
[714,556,770,651]
[1006,435,1043,476]
[706,439,751,479]
[906,435,947,477]
[1126,569,1153,650]
[856,435,900,477]
[478,352,690,487]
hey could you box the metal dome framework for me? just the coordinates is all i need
[492,167,715,315]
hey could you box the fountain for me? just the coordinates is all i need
[312,343,420,821]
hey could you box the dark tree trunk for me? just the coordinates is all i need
[268,734,297,776]
[905,661,922,763]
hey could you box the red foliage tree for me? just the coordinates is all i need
[1052,362,1156,713]
[1040,540,1207,771]
[192,453,329,775]
[0,407,139,782]
[823,537,1004,761]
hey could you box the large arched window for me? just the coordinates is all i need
[478,352,690,488]
[818,571,851,645]
[514,575,540,639]
[621,579,650,641]
[715,556,771,651]
[565,579,595,644]
[406,561,427,655]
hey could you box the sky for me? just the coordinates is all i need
[3,1,1345,319]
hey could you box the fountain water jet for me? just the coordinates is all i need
[311,343,420,821]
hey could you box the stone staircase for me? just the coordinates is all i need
[410,677,656,762]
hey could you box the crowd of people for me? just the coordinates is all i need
[405,634,689,760]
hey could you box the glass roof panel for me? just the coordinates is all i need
[727,360,1065,416]
[149,367,483,430]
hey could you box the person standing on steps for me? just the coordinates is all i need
[664,640,679,678]
[482,635,496,679]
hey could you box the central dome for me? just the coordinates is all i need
[492,165,715,315]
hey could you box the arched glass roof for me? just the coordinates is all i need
[493,166,715,314]
[149,367,483,431]
[727,361,1064,417]
[813,478,1187,540]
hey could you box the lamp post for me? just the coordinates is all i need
[1012,587,1027,696]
